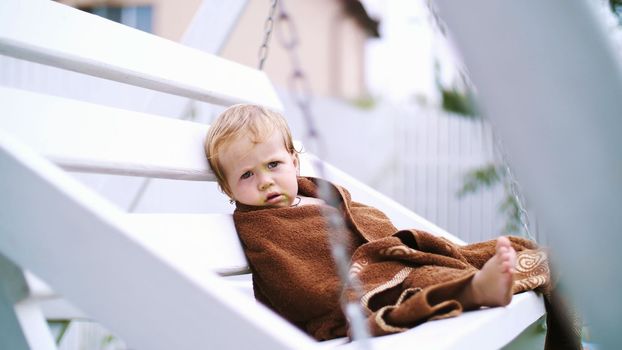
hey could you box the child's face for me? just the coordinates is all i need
[220,131,299,208]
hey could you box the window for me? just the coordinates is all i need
[80,5,153,33]
[614,5,622,24]
[611,0,622,25]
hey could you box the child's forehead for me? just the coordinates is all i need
[223,133,256,154]
[220,131,287,162]
[227,128,285,148]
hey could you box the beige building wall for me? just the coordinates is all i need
[220,0,367,99]
[59,0,367,99]
[59,0,202,41]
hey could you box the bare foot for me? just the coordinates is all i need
[467,236,516,307]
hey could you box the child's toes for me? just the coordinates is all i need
[497,236,511,249]
[501,251,511,262]
[497,246,508,257]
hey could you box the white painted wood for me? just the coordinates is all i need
[0,255,57,350]
[0,254,30,304]
[23,272,56,300]
[0,0,252,216]
[222,274,255,299]
[0,255,33,350]
[39,299,87,321]
[0,293,33,350]
[182,0,249,54]
[13,301,59,350]
[0,0,282,111]
[0,130,317,350]
[140,0,250,118]
[75,0,249,214]
[123,213,248,275]
[38,277,251,320]
[0,86,213,180]
[434,0,622,346]
[21,270,91,321]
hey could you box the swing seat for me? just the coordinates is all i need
[0,0,545,349]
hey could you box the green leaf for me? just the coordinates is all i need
[441,88,479,118]
[47,320,71,345]
[457,163,527,236]
[457,163,501,197]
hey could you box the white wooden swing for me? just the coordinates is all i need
[0,0,549,349]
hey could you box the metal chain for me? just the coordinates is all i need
[268,1,372,347]
[257,0,278,70]
[425,0,448,36]
[493,134,536,242]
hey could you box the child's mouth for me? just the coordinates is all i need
[266,193,282,203]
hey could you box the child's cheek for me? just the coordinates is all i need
[241,182,255,199]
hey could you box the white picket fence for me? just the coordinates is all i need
[390,105,508,243]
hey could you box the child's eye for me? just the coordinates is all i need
[240,171,252,180]
[267,161,279,169]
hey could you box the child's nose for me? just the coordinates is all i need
[257,172,273,190]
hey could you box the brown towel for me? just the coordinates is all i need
[233,177,580,348]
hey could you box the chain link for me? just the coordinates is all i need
[494,135,536,242]
[275,10,299,49]
[274,2,322,148]
[425,0,448,36]
[506,163,535,240]
[257,0,278,70]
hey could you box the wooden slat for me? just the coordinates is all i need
[123,214,248,276]
[0,129,317,350]
[137,0,250,118]
[0,86,214,180]
[0,0,282,111]
[182,0,249,53]
[0,254,57,350]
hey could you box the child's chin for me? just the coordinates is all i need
[266,201,289,208]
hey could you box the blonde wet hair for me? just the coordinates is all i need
[205,104,298,196]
